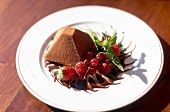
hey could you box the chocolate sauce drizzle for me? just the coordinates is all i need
[45,42,136,93]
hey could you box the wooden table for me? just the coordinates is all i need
[1,0,170,112]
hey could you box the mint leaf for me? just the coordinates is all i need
[102,40,109,47]
[87,29,102,51]
[87,29,124,71]
[118,42,123,48]
[108,31,117,47]
[102,32,109,47]
[102,32,109,40]
[100,48,124,71]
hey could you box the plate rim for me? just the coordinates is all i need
[16,5,164,111]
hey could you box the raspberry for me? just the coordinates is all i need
[75,61,88,75]
[85,52,94,60]
[88,67,96,74]
[62,66,77,81]
[96,53,103,62]
[101,55,108,63]
[78,74,84,80]
[90,58,99,67]
[112,44,120,56]
[84,59,90,66]
[99,63,111,74]
[91,45,97,53]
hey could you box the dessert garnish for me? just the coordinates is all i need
[44,26,136,92]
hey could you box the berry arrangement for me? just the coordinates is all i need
[47,29,136,92]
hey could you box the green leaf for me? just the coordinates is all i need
[54,67,63,80]
[102,40,109,47]
[100,48,124,71]
[102,32,109,40]
[108,31,117,47]
[87,29,124,71]
[101,32,109,47]
[118,42,123,48]
[118,42,123,52]
[86,29,102,51]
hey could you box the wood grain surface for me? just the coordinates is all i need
[0,0,170,112]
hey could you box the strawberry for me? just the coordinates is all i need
[111,44,120,56]
[56,66,77,81]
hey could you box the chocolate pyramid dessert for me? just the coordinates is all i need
[44,26,93,66]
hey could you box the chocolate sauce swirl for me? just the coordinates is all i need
[45,42,136,93]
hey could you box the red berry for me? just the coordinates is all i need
[75,61,88,75]
[85,52,94,60]
[84,59,90,66]
[98,54,108,63]
[88,67,96,74]
[96,53,103,62]
[90,58,99,67]
[78,74,84,80]
[112,44,120,56]
[91,45,97,53]
[99,63,111,74]
[102,58,107,63]
[62,66,77,81]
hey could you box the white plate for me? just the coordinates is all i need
[16,6,164,111]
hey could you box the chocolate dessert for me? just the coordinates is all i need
[44,27,136,92]
[44,26,93,66]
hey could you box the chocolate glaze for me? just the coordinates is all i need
[45,42,136,92]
